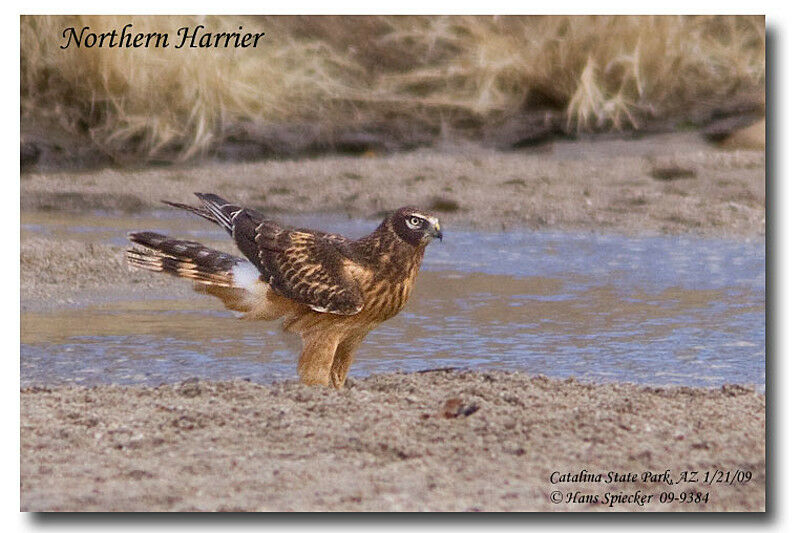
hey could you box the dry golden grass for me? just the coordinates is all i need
[21,15,764,161]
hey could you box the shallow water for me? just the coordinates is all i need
[21,211,765,389]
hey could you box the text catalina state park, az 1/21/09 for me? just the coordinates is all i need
[59,24,266,49]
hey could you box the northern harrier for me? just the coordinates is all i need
[126,193,442,388]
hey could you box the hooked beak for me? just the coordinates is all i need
[428,221,443,242]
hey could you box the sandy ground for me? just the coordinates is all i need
[20,370,764,512]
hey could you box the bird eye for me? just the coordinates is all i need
[405,216,423,231]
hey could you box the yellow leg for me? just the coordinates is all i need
[297,330,340,387]
[329,333,366,389]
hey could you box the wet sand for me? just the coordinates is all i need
[21,371,764,512]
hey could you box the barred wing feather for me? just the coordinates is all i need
[254,226,364,315]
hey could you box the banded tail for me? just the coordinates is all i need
[127,230,286,319]
[126,195,298,321]
[126,231,243,287]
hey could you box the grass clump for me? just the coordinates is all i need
[21,15,764,163]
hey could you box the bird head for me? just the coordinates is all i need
[388,207,443,246]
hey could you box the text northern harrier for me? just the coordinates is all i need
[60,24,266,49]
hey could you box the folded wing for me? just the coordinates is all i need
[192,193,364,315]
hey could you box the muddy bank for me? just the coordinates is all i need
[21,133,765,238]
[20,370,764,512]
[20,236,188,311]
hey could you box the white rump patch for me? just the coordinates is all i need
[232,262,263,294]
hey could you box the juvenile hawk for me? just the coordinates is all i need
[126,193,442,388]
